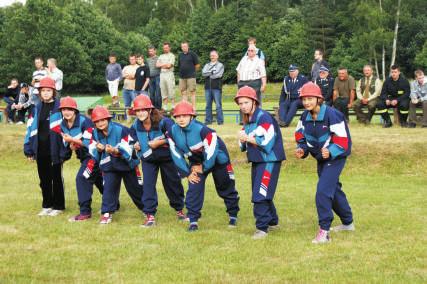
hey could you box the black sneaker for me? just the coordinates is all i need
[383,122,393,128]
[407,122,416,128]
[188,222,198,232]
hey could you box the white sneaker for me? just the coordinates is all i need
[331,223,355,232]
[312,229,331,244]
[38,208,52,216]
[16,121,24,125]
[252,230,268,240]
[48,209,63,216]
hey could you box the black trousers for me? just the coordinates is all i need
[36,157,65,210]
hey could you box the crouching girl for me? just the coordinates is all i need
[85,106,144,224]
[167,101,240,231]
[130,95,186,227]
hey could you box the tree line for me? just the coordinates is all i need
[0,0,425,93]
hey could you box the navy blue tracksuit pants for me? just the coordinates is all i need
[186,163,240,223]
[316,158,353,231]
[76,158,104,215]
[101,170,144,214]
[252,162,281,232]
[279,98,303,125]
[141,160,185,215]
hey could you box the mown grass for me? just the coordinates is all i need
[0,118,426,283]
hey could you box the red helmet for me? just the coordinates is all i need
[91,105,112,122]
[172,101,196,117]
[234,86,259,104]
[59,96,78,111]
[38,77,56,90]
[133,95,154,111]
[299,82,323,99]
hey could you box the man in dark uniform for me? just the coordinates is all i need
[377,65,411,128]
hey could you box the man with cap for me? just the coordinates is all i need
[278,64,309,127]
[315,66,334,106]
[353,65,382,124]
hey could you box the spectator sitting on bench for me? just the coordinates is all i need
[333,67,356,122]
[278,64,308,127]
[408,69,427,128]
[353,64,382,125]
[4,78,20,124]
[11,83,31,125]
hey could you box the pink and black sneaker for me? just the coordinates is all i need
[69,213,91,222]
[142,214,156,228]
[312,228,331,244]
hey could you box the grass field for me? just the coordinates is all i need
[0,106,426,283]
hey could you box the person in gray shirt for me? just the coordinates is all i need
[202,49,224,125]
[147,46,162,109]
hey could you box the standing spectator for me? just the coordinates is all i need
[156,42,175,112]
[353,65,382,124]
[11,83,31,124]
[121,54,139,108]
[105,53,122,107]
[134,54,150,96]
[31,57,48,97]
[311,49,330,82]
[408,69,427,128]
[202,49,224,125]
[236,44,267,104]
[147,46,162,109]
[278,64,308,127]
[243,37,266,65]
[333,67,356,122]
[178,41,199,108]
[377,65,411,128]
[315,66,334,106]
[47,58,63,97]
[4,78,20,123]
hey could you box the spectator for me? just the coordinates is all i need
[178,41,199,108]
[278,64,308,127]
[408,69,427,128]
[147,46,162,109]
[4,78,20,123]
[315,66,334,106]
[122,54,138,108]
[31,57,48,97]
[134,54,150,96]
[311,49,330,82]
[353,65,382,124]
[105,53,122,107]
[202,49,224,125]
[333,67,356,122]
[377,65,411,128]
[156,42,175,112]
[11,83,31,124]
[236,44,267,104]
[47,58,63,97]
[243,37,266,65]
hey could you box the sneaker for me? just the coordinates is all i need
[68,213,91,222]
[228,217,238,228]
[16,121,24,125]
[142,214,156,228]
[252,230,268,240]
[188,222,198,232]
[48,209,63,216]
[176,210,189,221]
[268,224,280,232]
[312,229,331,244]
[37,208,52,216]
[407,122,416,128]
[331,222,355,232]
[100,213,113,224]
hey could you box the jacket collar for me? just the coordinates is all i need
[306,104,326,121]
